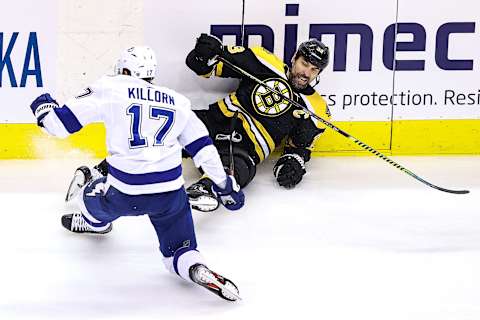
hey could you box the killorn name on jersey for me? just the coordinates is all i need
[128,87,176,105]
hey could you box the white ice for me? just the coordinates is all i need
[1,156,479,320]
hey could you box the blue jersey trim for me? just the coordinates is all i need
[54,105,83,134]
[184,136,213,157]
[107,163,182,185]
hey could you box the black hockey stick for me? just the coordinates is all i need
[228,111,239,175]
[217,56,469,194]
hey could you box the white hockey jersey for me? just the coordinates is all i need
[42,75,227,195]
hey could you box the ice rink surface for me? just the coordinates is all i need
[1,156,479,320]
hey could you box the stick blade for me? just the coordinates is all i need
[435,187,469,195]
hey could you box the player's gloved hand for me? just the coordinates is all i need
[30,93,59,127]
[273,153,306,189]
[212,175,245,210]
[194,33,223,60]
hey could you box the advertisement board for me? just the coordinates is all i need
[0,0,57,123]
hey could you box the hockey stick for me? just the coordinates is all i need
[228,111,239,175]
[216,56,469,195]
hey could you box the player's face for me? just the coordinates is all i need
[289,56,321,90]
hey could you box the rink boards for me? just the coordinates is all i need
[2,119,479,159]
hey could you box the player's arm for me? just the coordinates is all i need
[178,109,244,210]
[185,33,253,79]
[273,117,325,189]
[273,91,332,188]
[179,111,227,186]
[30,82,105,138]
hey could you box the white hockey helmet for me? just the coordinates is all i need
[115,46,157,80]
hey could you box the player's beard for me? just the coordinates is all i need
[288,72,310,90]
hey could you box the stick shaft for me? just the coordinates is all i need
[217,56,469,194]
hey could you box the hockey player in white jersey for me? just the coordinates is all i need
[29,46,244,301]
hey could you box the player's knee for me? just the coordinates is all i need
[232,155,256,188]
[84,176,107,194]
[219,148,256,188]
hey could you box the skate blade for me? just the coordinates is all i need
[65,175,84,202]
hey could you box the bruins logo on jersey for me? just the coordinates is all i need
[251,78,293,117]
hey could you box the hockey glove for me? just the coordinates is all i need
[212,175,245,211]
[273,153,306,189]
[194,33,223,60]
[30,93,59,127]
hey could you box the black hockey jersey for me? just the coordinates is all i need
[186,45,331,164]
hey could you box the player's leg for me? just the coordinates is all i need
[219,147,257,188]
[194,105,258,188]
[187,106,254,212]
[187,147,256,212]
[149,188,240,301]
[61,176,116,234]
[65,159,108,201]
[186,108,226,211]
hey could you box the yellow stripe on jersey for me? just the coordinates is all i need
[217,98,267,161]
[250,46,286,76]
[302,92,331,130]
[230,93,276,153]
[215,61,224,77]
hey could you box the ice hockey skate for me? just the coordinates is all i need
[61,213,112,234]
[186,178,219,212]
[65,166,92,202]
[189,263,241,301]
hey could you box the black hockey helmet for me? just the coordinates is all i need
[295,39,329,72]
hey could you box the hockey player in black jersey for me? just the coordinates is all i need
[184,33,331,212]
[65,34,331,213]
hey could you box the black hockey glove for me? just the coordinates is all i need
[273,153,306,189]
[194,33,223,60]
